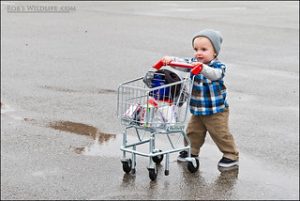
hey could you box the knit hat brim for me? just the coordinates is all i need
[192,29,223,56]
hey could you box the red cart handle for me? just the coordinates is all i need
[152,59,203,75]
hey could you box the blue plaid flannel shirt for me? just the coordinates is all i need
[175,57,229,116]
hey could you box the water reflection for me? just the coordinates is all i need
[48,120,116,142]
[177,163,239,199]
[121,172,136,186]
[48,120,116,155]
[211,168,239,199]
[118,158,239,199]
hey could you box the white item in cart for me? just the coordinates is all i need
[123,104,141,119]
[158,105,178,125]
[150,105,178,128]
[123,102,179,128]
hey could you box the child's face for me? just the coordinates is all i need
[193,37,216,64]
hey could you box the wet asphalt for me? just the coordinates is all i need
[1,1,299,200]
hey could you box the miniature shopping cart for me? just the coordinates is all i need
[117,60,202,181]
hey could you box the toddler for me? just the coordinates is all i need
[161,29,239,168]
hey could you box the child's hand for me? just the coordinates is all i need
[190,62,204,75]
[161,56,173,65]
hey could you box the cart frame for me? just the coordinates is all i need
[117,63,200,180]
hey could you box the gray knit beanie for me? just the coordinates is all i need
[192,29,223,56]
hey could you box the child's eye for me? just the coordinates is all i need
[202,48,207,51]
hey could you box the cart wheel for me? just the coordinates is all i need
[148,168,157,181]
[152,153,164,164]
[122,159,132,173]
[164,170,169,176]
[187,158,199,173]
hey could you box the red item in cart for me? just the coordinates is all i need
[148,97,158,107]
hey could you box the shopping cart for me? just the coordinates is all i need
[117,60,202,181]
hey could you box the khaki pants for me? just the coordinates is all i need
[186,108,239,161]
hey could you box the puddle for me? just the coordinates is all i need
[2,105,118,156]
[47,120,117,156]
[41,85,117,94]
[73,133,118,156]
[47,120,116,141]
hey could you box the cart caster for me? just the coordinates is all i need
[187,158,199,173]
[121,159,132,173]
[152,150,164,164]
[148,168,157,181]
[164,170,169,176]
[131,168,136,174]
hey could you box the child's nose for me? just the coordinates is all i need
[195,51,202,56]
